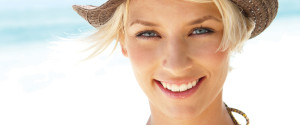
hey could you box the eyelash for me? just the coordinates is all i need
[189,27,214,36]
[136,30,161,39]
[136,27,214,39]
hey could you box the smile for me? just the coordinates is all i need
[154,77,205,99]
[161,79,199,92]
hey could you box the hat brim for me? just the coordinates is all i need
[231,0,278,38]
[72,0,125,27]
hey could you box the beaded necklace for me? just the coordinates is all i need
[146,104,250,125]
[225,103,250,125]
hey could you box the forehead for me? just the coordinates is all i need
[127,0,221,23]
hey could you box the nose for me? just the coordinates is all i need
[162,37,192,76]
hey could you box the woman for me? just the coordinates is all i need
[72,0,278,124]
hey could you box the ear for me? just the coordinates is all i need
[120,42,128,57]
[118,30,128,57]
[121,45,128,57]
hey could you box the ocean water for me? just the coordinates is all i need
[0,0,300,125]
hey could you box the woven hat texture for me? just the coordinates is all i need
[72,0,278,38]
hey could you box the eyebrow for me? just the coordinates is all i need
[188,16,222,25]
[130,19,158,27]
[129,15,221,27]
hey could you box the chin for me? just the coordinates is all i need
[163,104,203,120]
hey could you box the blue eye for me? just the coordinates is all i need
[190,28,213,35]
[137,31,160,38]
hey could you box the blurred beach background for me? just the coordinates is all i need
[0,0,299,124]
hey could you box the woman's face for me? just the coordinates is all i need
[123,0,229,119]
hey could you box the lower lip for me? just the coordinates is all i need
[155,77,205,99]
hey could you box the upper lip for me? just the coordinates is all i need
[155,76,204,85]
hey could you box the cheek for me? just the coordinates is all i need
[190,31,224,59]
[125,38,162,82]
[202,51,228,67]
[126,43,157,71]
[203,51,229,73]
[193,41,228,65]
[125,38,161,96]
[190,38,229,78]
[204,51,229,86]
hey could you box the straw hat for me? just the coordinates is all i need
[72,0,278,38]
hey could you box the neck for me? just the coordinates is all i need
[146,93,234,125]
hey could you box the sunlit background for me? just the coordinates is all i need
[1,0,300,124]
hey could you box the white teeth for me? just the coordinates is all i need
[162,82,167,88]
[179,84,188,92]
[167,83,172,89]
[187,82,193,89]
[192,80,197,87]
[160,79,199,92]
[172,84,180,92]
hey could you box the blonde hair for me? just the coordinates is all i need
[83,0,255,58]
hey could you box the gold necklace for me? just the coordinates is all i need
[146,103,250,125]
[225,103,250,125]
